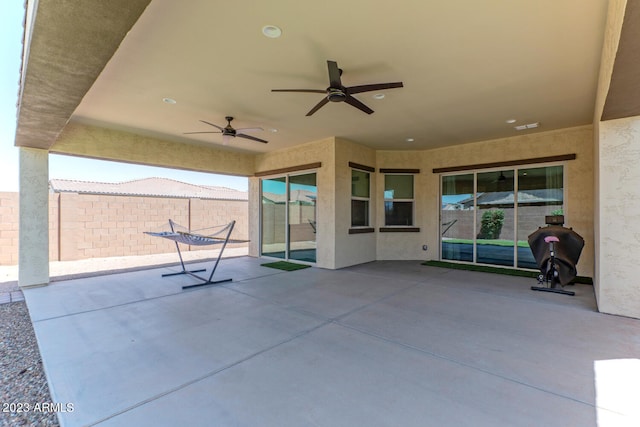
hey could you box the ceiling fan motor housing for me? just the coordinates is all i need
[327,88,347,102]
[224,116,236,135]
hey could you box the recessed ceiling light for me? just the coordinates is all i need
[162,98,176,104]
[373,93,385,100]
[262,25,282,38]
[406,138,414,143]
[506,119,516,124]
[269,128,278,133]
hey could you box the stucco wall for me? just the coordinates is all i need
[53,122,256,177]
[373,126,594,277]
[597,116,640,318]
[592,0,637,318]
[334,138,377,268]
[376,150,429,261]
[19,148,50,287]
[253,137,336,268]
[249,127,594,278]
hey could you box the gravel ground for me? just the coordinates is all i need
[0,301,59,427]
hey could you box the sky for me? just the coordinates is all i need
[0,3,248,192]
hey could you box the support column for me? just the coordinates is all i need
[19,147,50,288]
[596,117,640,319]
[248,177,260,258]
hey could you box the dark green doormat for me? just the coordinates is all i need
[422,260,593,285]
[261,261,311,271]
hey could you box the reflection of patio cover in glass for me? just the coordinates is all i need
[528,225,584,286]
[459,189,563,208]
[262,189,316,205]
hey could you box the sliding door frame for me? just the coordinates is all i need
[439,161,566,269]
[259,168,318,265]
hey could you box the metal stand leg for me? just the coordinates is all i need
[182,221,235,290]
[162,219,206,277]
[531,240,574,296]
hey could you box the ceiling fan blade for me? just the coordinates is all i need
[306,97,330,116]
[236,133,268,144]
[184,131,222,135]
[347,82,404,95]
[272,89,326,94]
[327,60,342,88]
[199,120,225,132]
[344,95,374,114]
[235,127,264,133]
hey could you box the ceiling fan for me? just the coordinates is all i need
[184,116,268,144]
[272,60,403,116]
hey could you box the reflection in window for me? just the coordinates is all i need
[261,172,317,264]
[476,170,514,267]
[441,174,474,262]
[384,175,414,226]
[351,169,370,227]
[440,165,564,269]
[517,166,563,268]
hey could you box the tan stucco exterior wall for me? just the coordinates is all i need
[421,125,595,278]
[375,150,429,261]
[592,0,638,318]
[253,138,336,268]
[597,116,640,319]
[334,138,377,268]
[249,127,594,278]
[52,122,256,177]
[19,148,50,287]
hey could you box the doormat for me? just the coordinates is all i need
[421,260,593,285]
[261,261,311,271]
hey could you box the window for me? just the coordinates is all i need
[440,164,564,269]
[384,174,414,226]
[351,169,370,227]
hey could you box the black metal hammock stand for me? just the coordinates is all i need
[145,219,244,290]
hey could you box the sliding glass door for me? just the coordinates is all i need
[476,170,514,267]
[261,172,317,263]
[288,173,317,263]
[261,177,287,259]
[516,165,564,268]
[440,164,563,269]
[441,174,474,262]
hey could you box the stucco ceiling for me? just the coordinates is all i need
[18,0,612,154]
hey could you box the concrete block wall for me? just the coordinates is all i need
[60,194,190,260]
[0,193,20,265]
[0,192,248,265]
[189,198,249,249]
[49,193,59,261]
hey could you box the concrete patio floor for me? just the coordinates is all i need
[23,257,639,426]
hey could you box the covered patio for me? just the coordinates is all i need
[24,257,638,426]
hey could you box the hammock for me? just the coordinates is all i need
[145,221,236,246]
[144,219,239,289]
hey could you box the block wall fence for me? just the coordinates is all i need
[0,192,248,266]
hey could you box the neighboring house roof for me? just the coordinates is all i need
[262,189,317,204]
[457,189,563,208]
[49,177,248,201]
